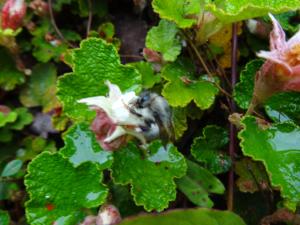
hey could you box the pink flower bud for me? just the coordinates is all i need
[80,205,122,225]
[29,0,49,17]
[91,108,127,151]
[253,14,300,103]
[1,0,26,30]
[143,48,162,63]
[96,205,122,225]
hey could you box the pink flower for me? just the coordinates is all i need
[78,81,146,151]
[80,205,121,225]
[1,0,26,30]
[249,14,300,109]
[257,13,300,92]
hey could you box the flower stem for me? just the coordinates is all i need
[86,0,92,37]
[227,22,238,211]
[183,31,232,98]
[48,0,76,48]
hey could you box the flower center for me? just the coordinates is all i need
[285,43,300,67]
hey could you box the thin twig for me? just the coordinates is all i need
[86,0,92,37]
[183,32,232,98]
[48,0,76,48]
[120,54,144,59]
[184,32,212,76]
[227,23,238,211]
[201,44,233,111]
[204,43,232,88]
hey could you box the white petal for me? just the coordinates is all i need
[105,80,122,101]
[104,126,127,143]
[78,96,113,116]
[78,96,108,107]
[257,50,280,61]
[122,91,138,104]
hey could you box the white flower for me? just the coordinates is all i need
[78,81,146,150]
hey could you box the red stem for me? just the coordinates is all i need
[227,23,238,211]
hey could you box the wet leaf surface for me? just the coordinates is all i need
[60,123,113,169]
[191,125,231,174]
[1,159,23,177]
[161,58,218,110]
[111,141,187,212]
[25,152,108,225]
[233,59,264,109]
[176,160,225,207]
[206,0,300,23]
[264,92,300,124]
[239,116,300,209]
[119,208,246,225]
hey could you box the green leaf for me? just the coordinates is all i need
[176,160,225,207]
[130,61,161,89]
[52,113,70,131]
[0,108,32,130]
[172,107,188,140]
[20,64,60,112]
[32,35,68,63]
[233,59,264,109]
[119,208,246,225]
[110,184,142,217]
[238,116,300,208]
[146,20,181,62]
[31,20,68,63]
[191,125,231,174]
[0,182,18,200]
[25,152,108,225]
[57,38,142,121]
[162,58,218,109]
[98,22,115,40]
[111,141,187,212]
[0,48,25,91]
[0,112,17,128]
[60,123,113,169]
[61,30,81,42]
[0,210,9,225]
[264,92,300,124]
[206,0,300,24]
[152,0,201,28]
[1,159,22,177]
[9,108,33,130]
[235,158,269,193]
[0,128,13,143]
